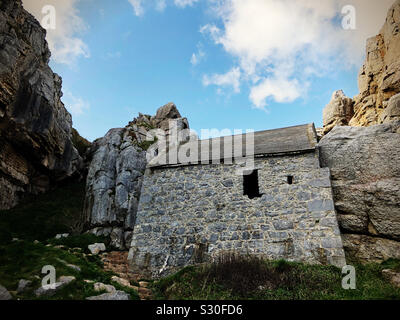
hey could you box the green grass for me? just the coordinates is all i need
[0,181,139,300]
[0,182,86,243]
[0,240,139,300]
[152,255,400,300]
[47,234,108,253]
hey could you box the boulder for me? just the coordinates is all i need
[88,243,106,255]
[0,285,12,300]
[111,276,132,288]
[55,234,70,240]
[86,290,130,300]
[382,269,400,288]
[319,122,400,242]
[34,276,76,297]
[342,234,400,264]
[17,279,32,294]
[0,0,84,210]
[380,93,400,123]
[110,228,125,250]
[93,283,116,293]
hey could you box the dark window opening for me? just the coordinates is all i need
[287,176,294,185]
[243,170,263,199]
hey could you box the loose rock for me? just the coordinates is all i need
[17,279,32,294]
[86,291,130,300]
[88,243,106,255]
[0,285,12,300]
[34,276,76,297]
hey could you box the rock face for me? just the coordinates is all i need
[84,103,189,250]
[322,0,400,134]
[342,234,400,264]
[319,121,400,262]
[322,91,354,135]
[0,0,83,210]
[352,0,400,127]
[382,269,400,287]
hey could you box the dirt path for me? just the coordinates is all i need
[101,251,153,300]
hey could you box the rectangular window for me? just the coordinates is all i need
[243,170,262,199]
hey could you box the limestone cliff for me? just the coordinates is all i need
[84,103,189,250]
[0,0,84,209]
[323,0,400,134]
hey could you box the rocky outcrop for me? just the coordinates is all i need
[322,91,354,135]
[0,0,83,210]
[322,0,400,134]
[352,0,400,127]
[84,103,189,250]
[319,121,400,262]
[342,234,400,264]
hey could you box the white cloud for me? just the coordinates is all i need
[62,91,90,116]
[203,67,241,93]
[22,0,90,65]
[190,43,205,66]
[202,0,394,107]
[156,0,167,12]
[250,77,303,110]
[127,0,199,15]
[128,0,144,16]
[174,0,199,8]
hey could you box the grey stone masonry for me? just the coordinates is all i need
[128,151,346,278]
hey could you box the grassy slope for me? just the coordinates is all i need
[152,257,400,300]
[0,182,139,300]
[0,240,139,300]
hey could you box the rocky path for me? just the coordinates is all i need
[101,252,153,300]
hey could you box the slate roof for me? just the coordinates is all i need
[147,123,318,168]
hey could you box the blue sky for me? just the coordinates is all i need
[23,0,394,141]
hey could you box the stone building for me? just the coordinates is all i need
[128,123,346,278]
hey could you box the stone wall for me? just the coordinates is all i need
[128,151,346,278]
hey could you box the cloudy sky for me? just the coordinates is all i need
[22,0,394,141]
